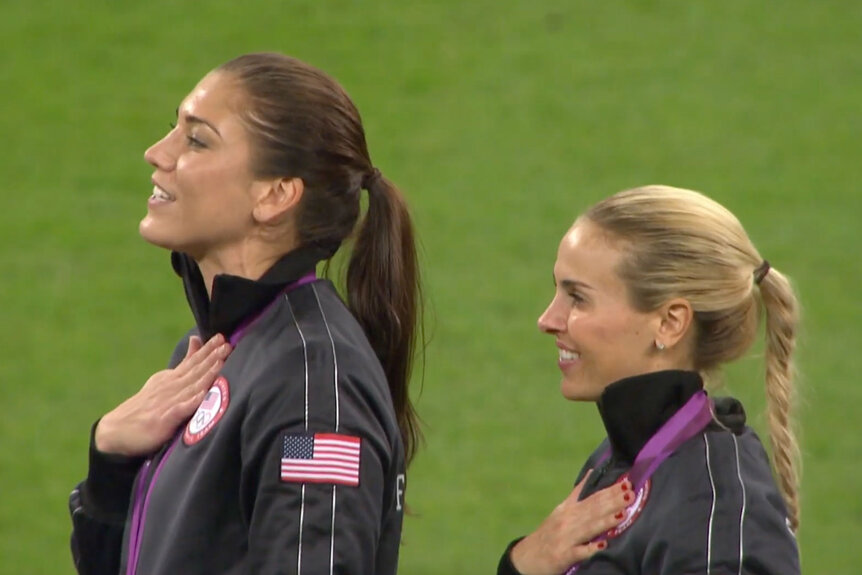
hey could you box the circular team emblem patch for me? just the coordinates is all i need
[607,473,651,538]
[183,376,230,445]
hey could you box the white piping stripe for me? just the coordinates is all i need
[286,295,311,432]
[704,434,717,575]
[285,296,309,575]
[311,285,340,575]
[732,435,747,575]
[297,485,306,575]
[330,486,337,575]
[312,285,340,431]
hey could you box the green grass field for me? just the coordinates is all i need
[2,1,860,573]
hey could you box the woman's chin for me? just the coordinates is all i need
[560,378,601,402]
[139,219,179,251]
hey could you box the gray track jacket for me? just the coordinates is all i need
[498,371,800,575]
[70,248,406,575]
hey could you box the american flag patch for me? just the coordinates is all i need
[280,433,361,486]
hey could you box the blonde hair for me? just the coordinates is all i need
[583,185,801,531]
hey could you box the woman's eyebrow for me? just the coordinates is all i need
[175,107,222,137]
[560,278,593,292]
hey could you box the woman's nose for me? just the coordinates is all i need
[537,296,566,334]
[144,131,178,171]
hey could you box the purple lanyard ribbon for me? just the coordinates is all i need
[565,390,714,574]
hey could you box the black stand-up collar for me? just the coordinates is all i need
[596,370,705,464]
[170,245,329,341]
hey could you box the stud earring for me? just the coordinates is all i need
[655,340,666,351]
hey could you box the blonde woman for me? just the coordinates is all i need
[498,186,801,575]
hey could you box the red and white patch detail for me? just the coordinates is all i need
[606,474,651,538]
[183,376,230,445]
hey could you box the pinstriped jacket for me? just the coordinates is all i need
[70,248,406,575]
[498,371,800,575]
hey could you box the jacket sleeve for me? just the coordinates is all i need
[238,348,398,575]
[642,489,800,575]
[69,423,145,575]
[496,538,527,575]
[69,334,192,575]
[642,434,801,575]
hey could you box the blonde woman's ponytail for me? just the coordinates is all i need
[758,266,802,532]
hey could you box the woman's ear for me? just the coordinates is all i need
[656,298,694,349]
[252,177,304,225]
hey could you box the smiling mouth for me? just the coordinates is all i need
[559,349,580,361]
[150,185,175,202]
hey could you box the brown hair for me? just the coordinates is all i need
[218,53,422,465]
[583,185,801,531]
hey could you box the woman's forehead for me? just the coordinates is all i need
[177,73,248,138]
[556,223,628,286]
[179,73,243,117]
[561,221,622,255]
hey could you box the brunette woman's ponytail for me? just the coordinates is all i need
[347,169,422,465]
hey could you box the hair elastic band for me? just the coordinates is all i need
[362,167,382,190]
[753,260,770,284]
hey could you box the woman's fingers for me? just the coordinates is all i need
[570,479,632,534]
[95,334,232,457]
[180,343,230,387]
[597,479,633,516]
[159,340,231,426]
[511,477,626,575]
[174,334,226,376]
[180,358,225,403]
[512,474,645,575]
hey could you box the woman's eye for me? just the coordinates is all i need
[168,120,205,148]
